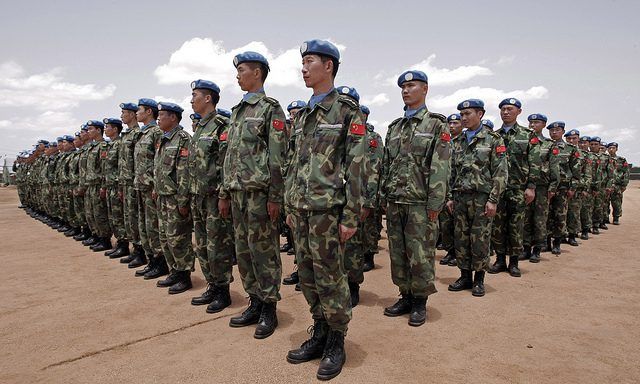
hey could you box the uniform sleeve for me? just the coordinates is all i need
[526,134,542,189]
[342,109,367,228]
[378,125,395,208]
[267,105,287,204]
[489,137,508,204]
[426,120,451,212]
[216,121,230,194]
[568,148,582,191]
[548,144,560,193]
[582,155,593,191]
[362,132,382,208]
[176,135,191,208]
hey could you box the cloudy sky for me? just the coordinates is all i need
[1,0,639,164]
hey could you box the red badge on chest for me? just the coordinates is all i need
[552,148,560,155]
[272,120,285,131]
[100,151,107,159]
[369,139,378,148]
[219,132,228,141]
[574,151,581,158]
[496,145,507,154]
[350,123,365,136]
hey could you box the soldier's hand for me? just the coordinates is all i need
[360,207,372,221]
[267,201,280,223]
[484,202,497,217]
[446,200,454,214]
[151,191,158,201]
[524,187,536,205]
[427,209,439,222]
[99,188,107,200]
[339,224,357,244]
[218,198,231,219]
[567,190,575,199]
[286,214,293,229]
[178,206,189,217]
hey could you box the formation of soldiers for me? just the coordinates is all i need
[12,39,632,381]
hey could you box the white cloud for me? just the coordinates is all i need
[496,55,516,66]
[361,93,390,107]
[575,123,635,143]
[0,120,10,128]
[384,54,493,87]
[429,85,549,113]
[0,62,116,110]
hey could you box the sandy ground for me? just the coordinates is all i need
[1,183,639,384]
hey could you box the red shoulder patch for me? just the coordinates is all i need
[624,162,629,167]
[219,132,228,141]
[440,132,451,142]
[496,145,507,154]
[369,139,378,148]
[179,148,189,157]
[350,123,365,136]
[574,151,581,158]
[272,119,285,131]
[530,136,540,145]
[552,148,560,155]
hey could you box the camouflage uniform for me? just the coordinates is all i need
[69,147,85,230]
[567,148,591,237]
[78,143,95,234]
[221,91,287,304]
[380,108,450,298]
[285,89,366,333]
[103,137,126,242]
[119,125,142,247]
[591,152,605,229]
[580,151,595,234]
[610,155,630,221]
[547,141,581,239]
[602,154,615,223]
[361,126,384,260]
[188,111,234,286]
[86,140,111,238]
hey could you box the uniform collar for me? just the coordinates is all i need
[242,88,265,104]
[404,105,427,119]
[309,88,336,110]
[198,110,218,127]
[140,120,157,132]
[162,125,181,140]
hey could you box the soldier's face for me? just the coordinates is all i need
[549,127,564,141]
[566,135,579,145]
[105,124,117,139]
[121,110,135,125]
[460,109,483,129]
[191,89,209,114]
[448,121,462,136]
[301,54,330,89]
[401,81,428,108]
[236,63,260,92]
[157,111,176,131]
[74,138,82,148]
[80,131,88,141]
[528,120,545,134]
[589,142,599,152]
[599,145,606,153]
[289,108,301,120]
[579,141,589,150]
[88,126,99,139]
[136,106,151,122]
[608,146,617,155]
[500,105,521,125]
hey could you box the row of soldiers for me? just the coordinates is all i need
[12,39,631,380]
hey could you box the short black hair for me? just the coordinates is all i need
[320,56,339,78]
[197,88,220,106]
[141,105,159,119]
[246,62,269,82]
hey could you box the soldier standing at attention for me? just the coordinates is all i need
[578,136,594,239]
[565,129,588,246]
[284,39,365,380]
[85,120,113,252]
[588,137,604,235]
[447,99,508,297]
[607,142,630,225]
[439,113,463,267]
[218,51,287,339]
[380,70,450,325]
[488,98,541,277]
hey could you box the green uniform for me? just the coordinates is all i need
[119,125,142,246]
[610,155,630,220]
[547,141,581,238]
[590,152,605,228]
[103,137,126,242]
[86,140,111,238]
[580,151,595,232]
[361,126,384,258]
[567,148,591,236]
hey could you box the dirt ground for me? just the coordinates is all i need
[1,183,639,384]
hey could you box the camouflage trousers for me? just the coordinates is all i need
[158,195,194,272]
[74,192,86,227]
[83,187,97,233]
[453,192,492,272]
[492,188,526,257]
[566,192,583,236]
[106,185,126,241]
[386,203,437,298]
[230,190,281,303]
[592,190,604,227]
[137,189,162,257]
[523,185,549,248]
[58,186,72,223]
[438,208,454,252]
[581,192,593,231]
[290,210,351,333]
[191,193,234,286]
[547,190,569,238]
[611,188,624,219]
[122,184,140,245]
[344,219,365,285]
[362,208,383,255]
[87,185,111,237]
[603,192,612,221]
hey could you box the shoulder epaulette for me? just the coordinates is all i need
[388,117,402,128]
[428,112,447,122]
[337,95,359,110]
[264,96,281,107]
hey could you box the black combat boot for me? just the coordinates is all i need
[64,227,81,237]
[192,284,216,306]
[472,271,486,297]
[92,237,112,252]
[287,319,329,363]
[348,282,360,308]
[363,252,375,271]
[543,235,552,252]
[488,254,508,274]
[279,236,292,253]
[295,283,301,291]
[109,241,130,258]
[144,256,169,279]
[229,295,262,327]
[206,285,231,313]
[168,271,192,294]
[383,294,412,317]
[551,238,562,255]
[73,227,90,241]
[600,222,608,230]
[121,244,142,264]
[408,297,427,326]
[440,249,456,265]
[157,269,180,288]
[128,249,148,269]
[591,226,600,235]
[283,270,299,285]
[254,301,278,339]
[529,247,541,263]
[567,234,579,246]
[448,269,473,291]
[287,246,295,256]
[519,247,532,261]
[613,217,620,225]
[508,256,521,277]
[317,330,346,381]
[604,217,610,224]
[580,230,590,240]
[134,255,154,276]
[82,236,98,246]
[57,223,71,232]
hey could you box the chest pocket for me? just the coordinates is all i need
[312,124,343,154]
[474,145,492,165]
[162,147,178,168]
[511,138,529,154]
[241,117,265,143]
[387,134,401,157]
[410,132,434,158]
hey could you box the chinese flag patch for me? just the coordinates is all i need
[624,162,629,167]
[496,145,507,154]
[440,132,451,142]
[574,151,581,158]
[369,139,378,148]
[272,119,285,131]
[530,136,540,145]
[220,132,228,141]
[100,151,107,159]
[350,123,365,136]
[552,148,560,155]
[179,148,189,157]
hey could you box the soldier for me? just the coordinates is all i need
[85,120,113,252]
[284,39,365,380]
[70,131,89,240]
[379,70,449,325]
[600,142,614,228]
[439,113,463,267]
[522,114,559,262]
[578,136,594,239]
[488,98,541,277]
[102,118,129,258]
[187,79,235,312]
[190,113,201,131]
[447,99,508,297]
[565,129,589,246]
[153,102,194,294]
[588,137,604,234]
[546,122,581,255]
[218,51,286,339]
[607,142,630,224]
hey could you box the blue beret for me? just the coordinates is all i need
[601,141,608,146]
[607,142,618,148]
[527,113,547,122]
[360,105,370,115]
[50,141,58,147]
[63,135,75,142]
[217,108,231,118]
[300,39,340,61]
[191,79,220,94]
[138,98,158,109]
[589,136,601,143]
[233,51,269,70]
[397,70,428,87]
[56,136,64,142]
[190,113,202,121]
[564,129,580,137]
[337,86,360,102]
[457,99,485,110]
[75,131,81,137]
[157,102,184,114]
[482,119,494,129]
[499,98,522,109]
[119,102,138,111]
[287,100,307,112]
[103,118,123,126]
[447,113,461,122]
[86,120,105,128]
[546,121,565,130]
[580,136,591,141]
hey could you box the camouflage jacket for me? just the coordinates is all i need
[102,137,121,188]
[536,135,560,192]
[221,91,287,203]
[590,152,604,190]
[284,89,366,229]
[579,150,594,192]
[450,126,508,204]
[553,140,581,191]
[118,125,141,186]
[495,122,541,190]
[78,144,91,190]
[154,125,191,207]
[86,140,107,186]
[134,121,163,191]
[54,152,68,185]
[364,125,384,208]
[187,111,229,195]
[67,149,80,186]
[381,108,451,211]
[612,155,630,188]
[603,154,616,189]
